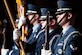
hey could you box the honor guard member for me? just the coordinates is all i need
[25,4,42,55]
[36,8,62,55]
[1,18,32,55]
[1,4,41,55]
[1,19,21,55]
[52,0,82,55]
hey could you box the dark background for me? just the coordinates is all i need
[0,0,82,48]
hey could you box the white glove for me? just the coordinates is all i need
[18,16,26,29]
[13,28,21,40]
[41,49,52,55]
[1,48,9,55]
[22,36,28,43]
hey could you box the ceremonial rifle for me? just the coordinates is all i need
[43,11,50,50]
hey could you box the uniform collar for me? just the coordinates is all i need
[62,25,72,35]
[32,24,41,33]
[49,29,54,33]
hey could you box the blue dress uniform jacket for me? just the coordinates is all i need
[35,26,62,55]
[6,24,42,55]
[26,24,42,55]
[7,42,20,55]
[27,24,42,44]
[35,30,45,55]
[52,25,82,55]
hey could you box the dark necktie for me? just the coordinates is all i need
[60,32,63,37]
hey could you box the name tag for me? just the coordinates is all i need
[57,41,63,46]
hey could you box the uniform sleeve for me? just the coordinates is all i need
[64,34,82,55]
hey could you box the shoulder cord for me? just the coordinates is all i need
[49,35,60,50]
[35,30,44,39]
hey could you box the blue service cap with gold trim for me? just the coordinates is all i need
[40,8,55,20]
[55,0,72,14]
[26,4,40,15]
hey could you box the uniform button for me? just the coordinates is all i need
[58,49,62,54]
[56,54,58,55]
